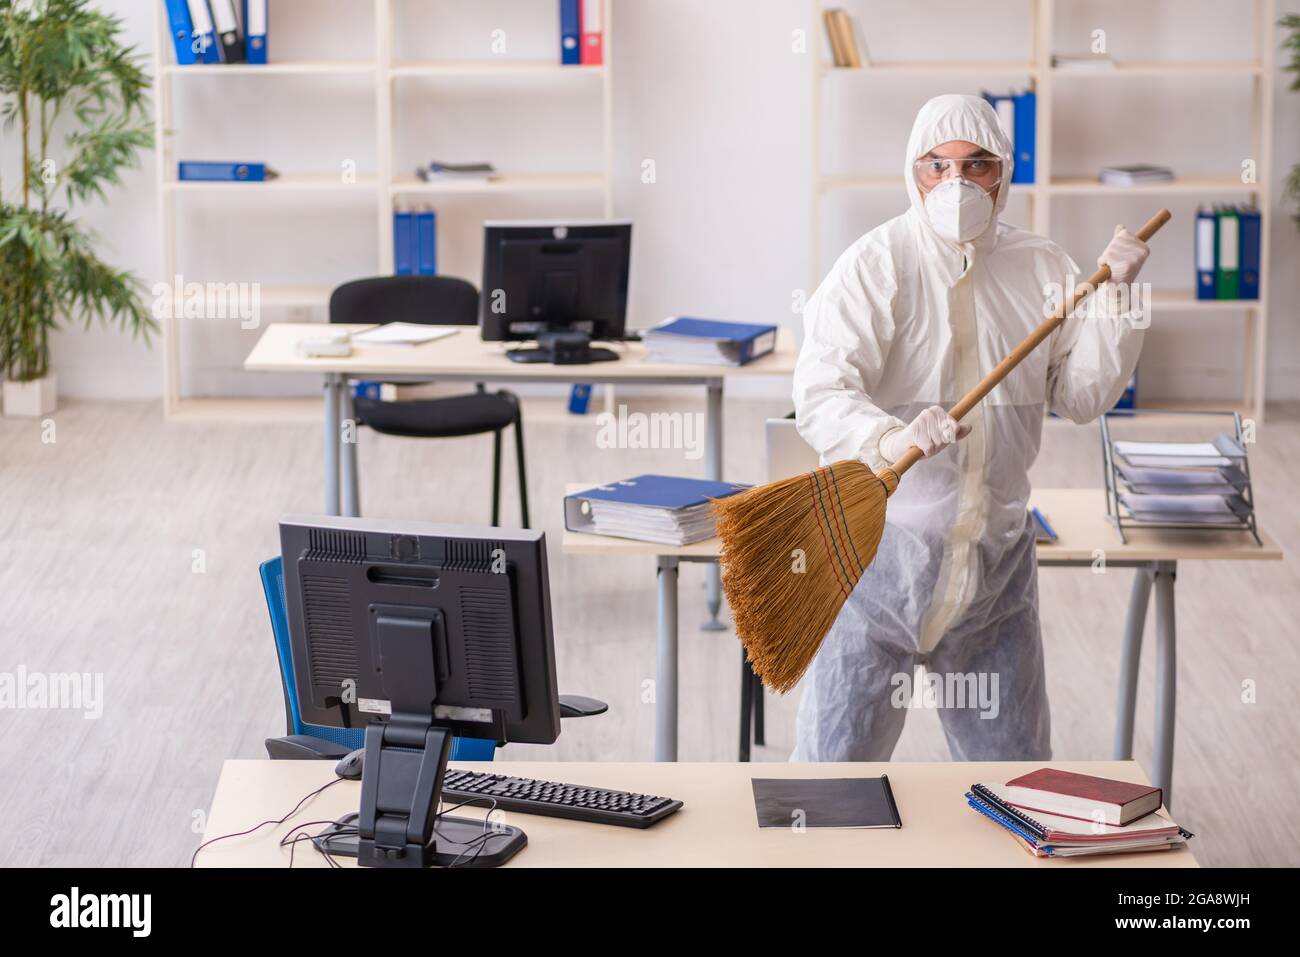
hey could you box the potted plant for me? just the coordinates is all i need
[0,0,155,417]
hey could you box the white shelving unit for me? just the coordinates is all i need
[151,0,614,420]
[811,0,1276,422]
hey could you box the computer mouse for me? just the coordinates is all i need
[335,748,365,780]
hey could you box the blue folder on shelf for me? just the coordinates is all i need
[1238,206,1261,300]
[982,89,1035,184]
[186,0,222,64]
[164,0,197,66]
[560,0,582,65]
[414,209,436,275]
[393,210,415,275]
[178,161,274,181]
[564,475,751,546]
[1195,206,1217,300]
[1011,90,1035,184]
[244,0,268,64]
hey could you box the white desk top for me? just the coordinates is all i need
[198,759,1197,868]
[243,322,797,380]
[561,485,1283,564]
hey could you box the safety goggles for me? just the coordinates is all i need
[913,156,1003,192]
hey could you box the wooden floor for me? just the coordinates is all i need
[1,395,1296,867]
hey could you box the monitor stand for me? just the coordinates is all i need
[507,329,620,365]
[315,720,526,869]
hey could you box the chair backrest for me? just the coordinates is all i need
[259,557,496,760]
[329,275,479,327]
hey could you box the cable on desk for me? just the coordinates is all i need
[189,777,345,867]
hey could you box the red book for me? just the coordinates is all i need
[1005,768,1162,827]
[580,0,603,66]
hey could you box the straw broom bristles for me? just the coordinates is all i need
[713,461,900,694]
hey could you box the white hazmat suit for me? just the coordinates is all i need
[791,94,1144,761]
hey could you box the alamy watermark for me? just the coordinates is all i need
[595,404,706,460]
[151,275,262,330]
[1043,275,1153,330]
[0,666,103,719]
[890,668,1000,719]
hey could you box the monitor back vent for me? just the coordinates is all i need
[303,574,357,690]
[445,538,506,569]
[306,528,366,562]
[460,585,519,701]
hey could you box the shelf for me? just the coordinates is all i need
[186,285,333,309]
[391,173,606,195]
[165,396,322,422]
[1150,289,1262,312]
[1051,61,1262,78]
[1049,176,1259,196]
[391,60,605,78]
[819,176,1034,195]
[821,61,1037,76]
[165,174,379,193]
[163,60,377,76]
[820,177,1262,197]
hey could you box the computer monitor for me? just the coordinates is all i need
[279,514,561,868]
[479,219,632,364]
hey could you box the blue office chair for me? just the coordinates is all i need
[260,556,497,761]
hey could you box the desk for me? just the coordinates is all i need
[197,758,1197,868]
[244,322,796,628]
[563,486,1282,793]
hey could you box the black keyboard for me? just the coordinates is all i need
[441,769,683,828]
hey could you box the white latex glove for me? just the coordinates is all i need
[1097,225,1150,286]
[877,405,971,464]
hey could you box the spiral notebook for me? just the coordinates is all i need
[967,782,1190,858]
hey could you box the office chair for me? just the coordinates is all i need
[260,556,497,761]
[330,276,530,527]
[260,557,607,761]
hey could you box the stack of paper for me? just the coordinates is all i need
[416,161,497,183]
[1112,435,1249,525]
[1051,53,1118,71]
[563,475,750,546]
[1099,164,1175,186]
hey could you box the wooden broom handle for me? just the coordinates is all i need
[888,208,1171,478]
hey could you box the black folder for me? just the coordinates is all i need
[751,775,902,829]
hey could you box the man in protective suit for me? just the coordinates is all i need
[791,94,1149,761]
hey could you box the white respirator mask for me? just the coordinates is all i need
[924,178,995,244]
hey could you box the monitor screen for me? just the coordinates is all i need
[480,220,631,342]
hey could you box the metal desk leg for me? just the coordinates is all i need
[702,380,726,631]
[1114,566,1153,760]
[655,556,680,761]
[739,650,754,762]
[1152,560,1178,806]
[323,375,342,517]
[340,384,360,518]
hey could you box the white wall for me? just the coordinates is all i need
[5,0,1298,402]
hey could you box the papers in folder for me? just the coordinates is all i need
[564,475,750,546]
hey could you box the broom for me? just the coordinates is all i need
[716,208,1172,694]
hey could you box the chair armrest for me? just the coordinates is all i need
[558,694,608,719]
[265,735,354,760]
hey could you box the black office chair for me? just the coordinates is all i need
[330,276,530,527]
